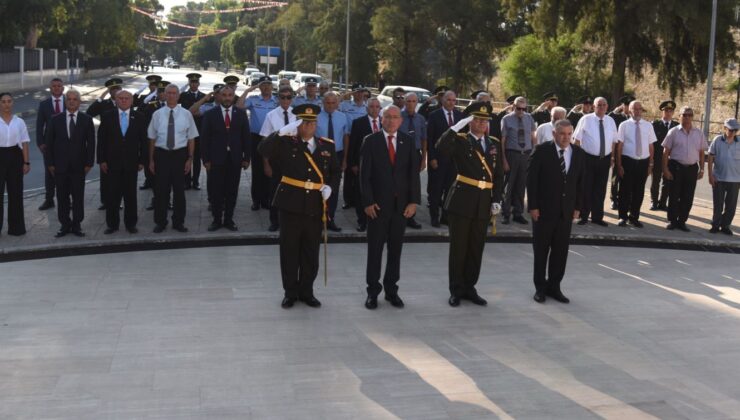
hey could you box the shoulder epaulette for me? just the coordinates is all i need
[319,137,334,144]
[488,136,501,143]
[456,132,468,139]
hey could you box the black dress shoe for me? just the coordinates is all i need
[356,223,367,232]
[261,203,270,210]
[71,228,85,237]
[126,227,138,234]
[153,224,166,233]
[709,226,720,233]
[577,219,588,225]
[649,203,659,211]
[54,229,69,238]
[666,222,676,230]
[146,203,155,211]
[720,227,734,236]
[592,220,608,227]
[466,293,488,306]
[501,217,510,225]
[104,227,118,234]
[533,292,546,303]
[268,224,279,232]
[610,201,618,210]
[208,222,222,232]
[406,218,422,229]
[385,294,404,308]
[251,203,260,211]
[327,221,342,232]
[431,219,441,228]
[38,200,55,210]
[281,297,296,308]
[365,296,378,310]
[512,215,528,224]
[677,223,690,232]
[342,203,353,209]
[657,204,668,211]
[629,219,643,228]
[440,217,448,226]
[192,184,201,191]
[547,290,570,303]
[173,225,189,233]
[223,221,238,231]
[98,204,106,211]
[300,296,322,308]
[184,184,192,190]
[448,295,461,307]
[618,219,628,227]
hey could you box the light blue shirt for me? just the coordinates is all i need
[244,95,278,135]
[340,100,367,121]
[292,96,323,107]
[317,110,350,152]
[709,135,740,182]
[399,110,427,150]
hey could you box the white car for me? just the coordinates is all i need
[247,72,266,86]
[278,70,298,81]
[243,67,260,77]
[377,85,432,111]
[290,73,323,92]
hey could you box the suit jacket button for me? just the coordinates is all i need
[308,168,312,171]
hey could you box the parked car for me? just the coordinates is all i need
[247,72,266,86]
[278,70,298,81]
[243,67,261,77]
[376,85,432,111]
[270,74,279,90]
[290,72,323,92]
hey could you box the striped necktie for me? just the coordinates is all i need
[559,148,567,176]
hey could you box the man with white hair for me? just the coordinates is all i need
[317,91,351,231]
[399,91,427,229]
[535,106,567,145]
[615,100,656,227]
[500,96,536,225]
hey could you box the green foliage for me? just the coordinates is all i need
[220,25,256,67]
[182,25,224,65]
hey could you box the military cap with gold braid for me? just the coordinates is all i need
[659,100,676,111]
[145,74,162,83]
[505,94,520,104]
[223,75,240,86]
[186,73,202,82]
[542,91,558,101]
[156,80,170,92]
[463,101,493,120]
[292,103,321,122]
[212,83,225,93]
[105,78,123,89]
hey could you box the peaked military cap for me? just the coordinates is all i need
[434,85,448,94]
[186,73,202,82]
[618,94,635,106]
[304,77,319,85]
[145,74,162,83]
[576,95,593,105]
[506,94,520,104]
[257,76,272,85]
[223,75,240,85]
[292,104,321,121]
[351,82,366,92]
[105,78,123,89]
[542,92,558,101]
[156,80,170,91]
[463,101,493,120]
[470,90,489,99]
[212,83,225,92]
[659,100,676,111]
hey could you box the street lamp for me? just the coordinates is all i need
[703,0,717,139]
[345,0,350,90]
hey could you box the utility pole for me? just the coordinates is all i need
[703,0,718,139]
[345,0,350,91]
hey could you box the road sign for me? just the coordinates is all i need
[260,56,278,65]
[257,46,281,57]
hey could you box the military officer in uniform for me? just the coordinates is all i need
[650,100,678,211]
[531,92,558,125]
[133,74,161,108]
[258,104,340,309]
[87,77,123,211]
[436,102,504,307]
[340,83,369,210]
[566,95,593,128]
[419,85,447,119]
[497,95,520,120]
[178,73,206,190]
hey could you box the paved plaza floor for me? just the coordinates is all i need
[1,243,738,419]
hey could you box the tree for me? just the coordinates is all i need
[182,24,225,65]
[220,25,256,67]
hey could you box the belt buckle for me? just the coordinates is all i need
[305,181,314,190]
[477,180,486,189]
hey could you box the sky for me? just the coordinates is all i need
[159,0,208,14]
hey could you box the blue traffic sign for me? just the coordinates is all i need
[257,46,281,56]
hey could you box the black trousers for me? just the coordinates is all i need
[428,157,455,222]
[209,157,241,223]
[353,169,367,226]
[667,160,698,225]
[447,212,488,297]
[610,166,620,204]
[712,181,740,229]
[185,138,201,187]
[269,166,281,226]
[343,166,356,207]
[581,153,611,222]
[618,156,649,221]
[532,216,573,293]
[250,133,270,207]
[279,209,322,299]
[650,147,670,206]
[328,150,344,220]
[365,203,407,297]
[154,148,187,227]
[55,170,85,230]
[106,166,139,229]
[0,147,25,235]
[99,170,108,206]
[42,148,55,202]
[503,150,529,218]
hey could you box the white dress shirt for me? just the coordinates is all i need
[260,106,295,137]
[535,122,555,144]
[301,137,316,153]
[617,117,657,160]
[556,143,573,173]
[51,95,65,113]
[0,115,31,148]
[383,130,398,151]
[66,110,79,138]
[147,105,199,150]
[368,115,381,133]
[573,113,618,156]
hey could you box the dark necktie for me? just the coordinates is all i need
[372,118,379,133]
[598,119,605,158]
[635,120,642,157]
[665,121,670,130]
[387,135,395,166]
[327,113,334,140]
[447,111,454,127]
[68,113,76,136]
[224,108,231,129]
[517,117,526,149]
[407,114,415,137]
[54,98,61,114]
[167,109,175,150]
[559,149,567,176]
[283,110,289,125]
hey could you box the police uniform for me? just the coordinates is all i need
[340,83,369,210]
[292,77,323,107]
[566,95,592,128]
[257,104,340,308]
[608,94,634,209]
[178,73,206,190]
[532,92,558,125]
[436,102,504,306]
[87,77,123,210]
[650,100,678,210]
[242,75,279,210]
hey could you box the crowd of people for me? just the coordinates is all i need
[0,72,738,307]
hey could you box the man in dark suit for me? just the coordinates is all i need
[96,90,147,234]
[360,105,421,310]
[427,90,464,226]
[200,85,251,231]
[258,104,340,309]
[178,73,206,190]
[527,119,585,304]
[87,78,123,211]
[436,102,504,307]
[650,100,678,210]
[348,97,382,232]
[45,89,95,237]
[36,77,65,210]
